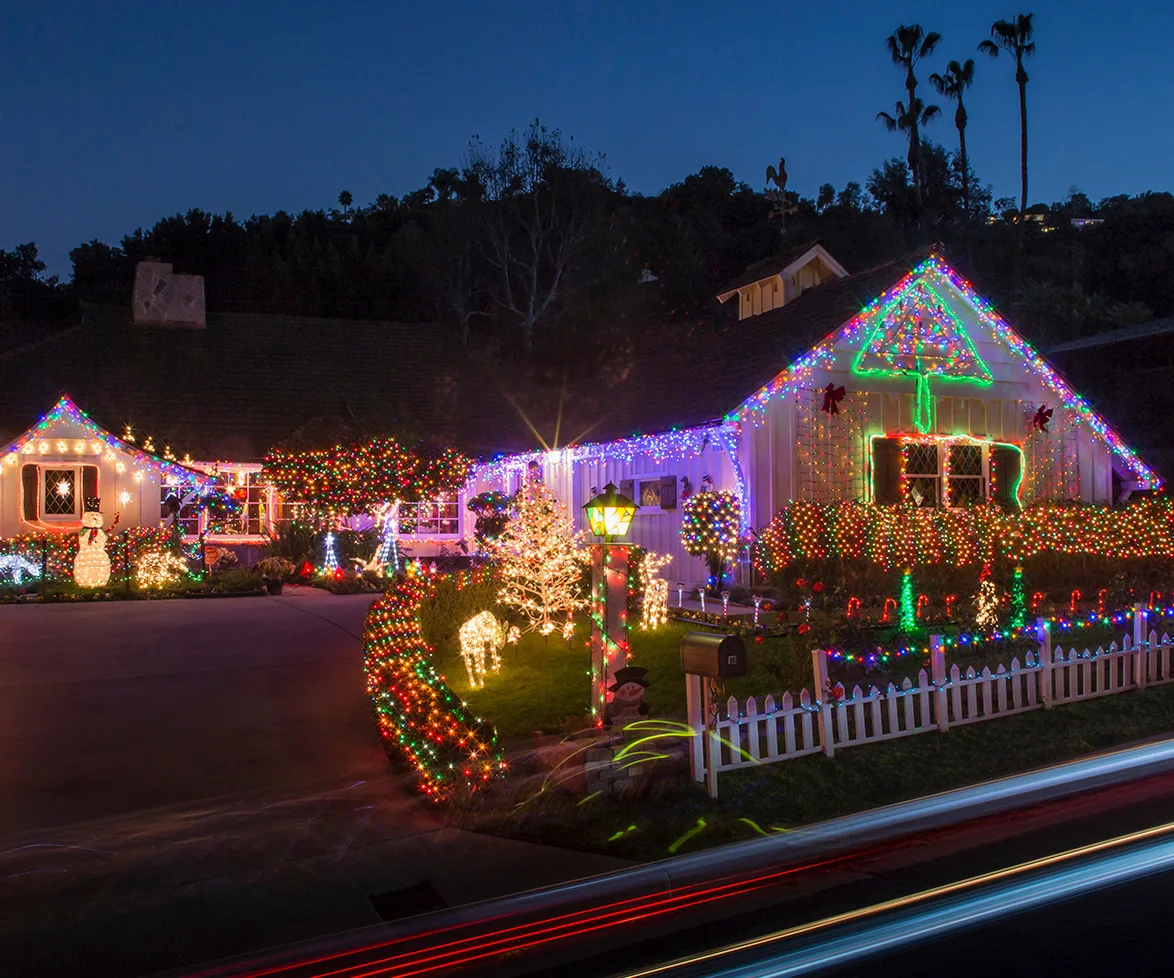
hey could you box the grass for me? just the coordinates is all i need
[431,618,816,740]
[447,680,1174,862]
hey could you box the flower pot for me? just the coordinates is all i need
[265,579,284,596]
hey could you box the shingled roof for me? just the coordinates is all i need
[0,246,930,461]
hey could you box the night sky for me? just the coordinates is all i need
[4,0,1171,276]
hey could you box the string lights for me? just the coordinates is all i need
[362,564,504,800]
[727,255,1160,489]
[754,499,1174,573]
[681,491,742,587]
[492,477,587,635]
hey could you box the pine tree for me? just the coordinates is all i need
[492,478,586,635]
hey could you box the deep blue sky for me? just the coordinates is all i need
[4,0,1171,277]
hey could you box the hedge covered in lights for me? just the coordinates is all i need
[754,500,1174,573]
[0,526,186,585]
[362,563,505,800]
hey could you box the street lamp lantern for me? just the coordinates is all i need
[583,482,636,541]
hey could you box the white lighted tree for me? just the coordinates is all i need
[492,478,587,635]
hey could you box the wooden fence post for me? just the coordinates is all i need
[930,634,949,732]
[703,679,720,800]
[1134,602,1148,690]
[811,648,835,758]
[1036,617,1052,709]
[685,673,705,783]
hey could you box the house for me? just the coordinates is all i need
[1,248,1161,584]
[467,246,1162,585]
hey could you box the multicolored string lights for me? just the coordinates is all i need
[362,564,504,800]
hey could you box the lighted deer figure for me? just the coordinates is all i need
[458,611,518,689]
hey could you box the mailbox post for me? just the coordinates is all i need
[680,632,747,799]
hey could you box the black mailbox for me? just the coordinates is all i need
[680,632,747,678]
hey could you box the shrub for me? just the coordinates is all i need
[216,568,263,592]
[256,556,295,579]
[418,571,502,648]
[263,522,317,564]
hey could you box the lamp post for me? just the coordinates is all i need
[583,483,637,727]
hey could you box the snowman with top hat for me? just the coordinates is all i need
[74,497,117,588]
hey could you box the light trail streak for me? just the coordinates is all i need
[624,820,1174,978]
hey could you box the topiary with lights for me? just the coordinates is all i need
[681,490,742,592]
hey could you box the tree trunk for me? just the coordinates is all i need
[958,123,970,220]
[907,80,923,232]
[1017,69,1029,254]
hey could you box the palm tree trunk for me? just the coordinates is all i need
[908,80,923,232]
[958,123,970,220]
[1017,69,1028,254]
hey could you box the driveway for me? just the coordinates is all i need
[0,589,629,977]
[0,589,385,834]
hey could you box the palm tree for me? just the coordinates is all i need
[979,14,1036,248]
[885,24,942,227]
[877,98,941,221]
[338,190,353,216]
[930,59,976,220]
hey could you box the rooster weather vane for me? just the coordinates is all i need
[765,157,798,232]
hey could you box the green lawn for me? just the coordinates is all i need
[447,680,1174,862]
[431,618,815,740]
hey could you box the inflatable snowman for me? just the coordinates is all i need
[74,497,113,588]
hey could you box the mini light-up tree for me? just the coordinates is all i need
[975,562,999,629]
[681,491,742,593]
[492,477,587,635]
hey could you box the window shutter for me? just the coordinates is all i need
[82,465,99,503]
[659,475,677,510]
[991,447,1022,512]
[871,438,902,505]
[619,479,635,504]
[22,465,38,521]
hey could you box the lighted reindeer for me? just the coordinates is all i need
[458,611,518,689]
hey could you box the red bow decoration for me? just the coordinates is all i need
[1033,405,1053,432]
[821,383,845,415]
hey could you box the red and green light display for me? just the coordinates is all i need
[754,499,1174,573]
[362,564,505,800]
[263,438,472,514]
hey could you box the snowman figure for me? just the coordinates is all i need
[606,665,651,725]
[74,497,114,588]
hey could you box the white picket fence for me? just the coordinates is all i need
[688,606,1174,797]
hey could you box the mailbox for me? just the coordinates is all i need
[680,632,747,678]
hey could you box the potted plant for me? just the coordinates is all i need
[256,557,295,595]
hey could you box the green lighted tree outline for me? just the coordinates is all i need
[851,280,993,433]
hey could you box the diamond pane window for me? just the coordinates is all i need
[948,444,985,506]
[904,443,939,508]
[43,468,76,517]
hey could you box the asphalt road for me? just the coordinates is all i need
[0,589,386,835]
[516,772,1174,978]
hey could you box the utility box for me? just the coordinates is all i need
[680,632,747,679]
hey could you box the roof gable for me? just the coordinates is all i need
[6,394,215,487]
[728,254,1162,489]
[716,242,848,303]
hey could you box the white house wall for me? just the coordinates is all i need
[470,436,737,586]
[735,269,1117,512]
[1,417,163,539]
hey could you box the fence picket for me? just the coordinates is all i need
[950,664,962,722]
[1162,632,1172,683]
[902,678,915,731]
[965,666,978,719]
[764,695,779,759]
[995,664,1008,714]
[746,697,761,761]
[726,696,741,767]
[887,683,899,734]
[1026,652,1039,706]
[1011,657,1023,710]
[1096,646,1108,695]
[869,686,883,739]
[835,699,849,744]
[851,685,866,742]
[979,667,993,717]
[799,689,813,751]
[917,669,931,728]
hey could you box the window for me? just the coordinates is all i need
[947,444,985,506]
[904,442,940,508]
[871,438,1007,509]
[399,496,461,536]
[26,464,98,522]
[159,485,201,537]
[638,479,661,508]
[620,476,677,513]
[43,469,78,518]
